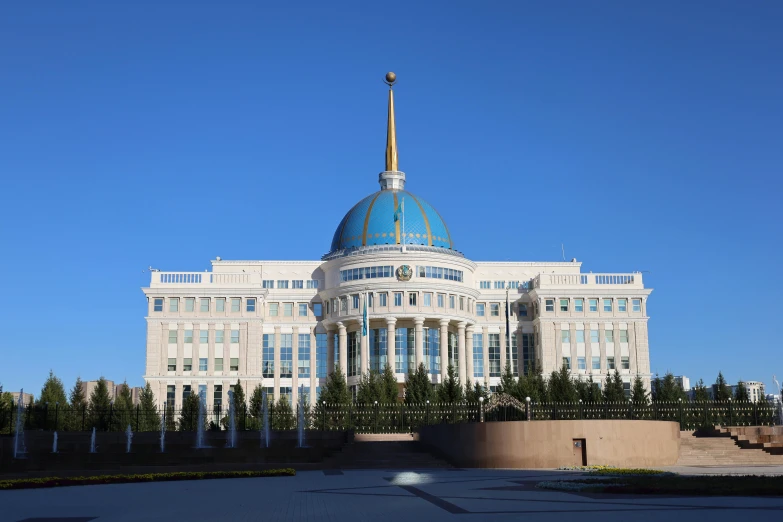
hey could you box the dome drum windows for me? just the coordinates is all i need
[416,266,462,282]
[340,265,394,282]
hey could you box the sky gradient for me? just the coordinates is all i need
[1,1,781,397]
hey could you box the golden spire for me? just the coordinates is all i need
[385,72,398,172]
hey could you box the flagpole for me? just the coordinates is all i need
[402,197,406,252]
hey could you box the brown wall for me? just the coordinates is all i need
[418,420,680,468]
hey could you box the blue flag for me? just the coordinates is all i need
[362,296,368,337]
[393,199,403,222]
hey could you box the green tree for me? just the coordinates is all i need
[0,385,12,431]
[602,370,626,403]
[88,377,112,430]
[693,379,711,402]
[464,378,488,403]
[248,384,268,430]
[114,381,134,429]
[404,363,433,404]
[714,372,732,401]
[497,361,518,398]
[734,381,750,402]
[436,364,464,403]
[576,375,602,403]
[65,377,87,431]
[164,404,176,431]
[380,364,400,404]
[179,390,202,431]
[631,375,650,406]
[137,382,160,432]
[231,381,247,429]
[318,367,351,405]
[548,364,578,403]
[652,372,686,402]
[527,362,548,403]
[37,370,67,430]
[356,370,383,404]
[272,396,295,430]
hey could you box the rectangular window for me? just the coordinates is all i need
[200,298,210,312]
[262,334,274,378]
[280,334,292,378]
[562,356,571,370]
[230,298,240,312]
[423,327,440,375]
[588,299,598,312]
[369,328,387,373]
[577,356,586,370]
[352,295,360,309]
[215,358,223,371]
[339,266,394,281]
[314,303,322,317]
[519,304,527,317]
[277,280,289,289]
[269,303,279,316]
[545,299,554,312]
[247,298,256,312]
[169,299,179,312]
[621,356,630,370]
[153,298,163,312]
[394,292,402,306]
[167,358,176,371]
[231,330,239,343]
[299,303,308,316]
[605,330,614,343]
[394,327,414,374]
[424,293,432,307]
[213,384,223,410]
[618,299,627,312]
[592,356,600,370]
[184,329,193,343]
[166,385,175,409]
[561,330,570,343]
[576,330,585,343]
[494,281,505,289]
[437,294,444,307]
[292,280,304,289]
[262,280,274,289]
[284,303,293,316]
[574,299,584,312]
[347,331,360,377]
[199,358,207,371]
[603,299,612,312]
[488,334,500,377]
[298,333,311,378]
[619,329,629,343]
[216,298,225,312]
[230,358,239,371]
[316,333,327,378]
[490,303,499,316]
[185,298,195,312]
[632,299,642,312]
[607,356,615,370]
[560,299,569,312]
[480,281,491,289]
[590,330,599,343]
[211,331,222,345]
[449,295,456,309]
[409,293,417,306]
[367,293,374,308]
[340,297,347,313]
[183,358,192,371]
[168,330,177,344]
[379,293,387,306]
[307,279,319,289]
[472,333,484,378]
[476,303,485,316]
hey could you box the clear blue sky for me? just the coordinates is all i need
[1,2,781,398]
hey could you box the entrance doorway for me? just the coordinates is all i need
[572,439,587,466]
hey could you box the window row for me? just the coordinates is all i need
[562,355,631,371]
[560,329,630,344]
[327,292,469,314]
[262,279,319,289]
[340,265,394,282]
[544,298,642,313]
[478,280,532,290]
[154,297,257,313]
[415,266,463,282]
[268,302,322,317]
[262,333,328,379]
[168,357,239,372]
[167,384,315,409]
[168,329,240,344]
[475,302,530,318]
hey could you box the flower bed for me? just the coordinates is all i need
[538,475,783,496]
[0,469,296,490]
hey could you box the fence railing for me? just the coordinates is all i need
[0,400,778,434]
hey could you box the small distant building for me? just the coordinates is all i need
[733,381,765,402]
[10,391,34,406]
[83,379,115,402]
[114,383,143,406]
[674,376,691,392]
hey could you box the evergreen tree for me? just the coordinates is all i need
[693,379,711,402]
[652,372,685,402]
[38,370,67,408]
[231,381,247,429]
[272,396,295,430]
[529,362,548,403]
[380,364,399,404]
[650,374,662,401]
[548,364,578,403]
[114,380,134,428]
[464,377,477,402]
[436,364,464,403]
[497,361,518,398]
[138,382,160,432]
[734,381,750,402]
[356,370,383,404]
[584,375,602,403]
[602,371,626,403]
[88,377,112,430]
[631,375,650,406]
[248,384,267,430]
[66,377,87,431]
[318,366,351,405]
[0,385,12,430]
[164,404,176,431]
[404,363,433,404]
[714,372,732,401]
[178,390,202,431]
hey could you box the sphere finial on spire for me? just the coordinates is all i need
[385,71,397,85]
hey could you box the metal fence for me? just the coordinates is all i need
[1,400,778,434]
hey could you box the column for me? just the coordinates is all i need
[386,317,397,373]
[466,326,474,383]
[337,322,347,376]
[500,324,507,374]
[439,319,449,381]
[274,327,281,401]
[414,317,425,369]
[292,327,299,408]
[326,328,335,375]
[457,322,467,385]
[309,326,317,407]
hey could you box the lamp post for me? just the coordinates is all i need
[526,396,531,421]
[479,396,484,423]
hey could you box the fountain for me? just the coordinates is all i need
[52,431,59,454]
[195,390,208,448]
[12,388,27,459]
[226,390,237,449]
[125,424,133,453]
[159,413,166,453]
[297,384,306,448]
[261,390,270,448]
[89,427,97,453]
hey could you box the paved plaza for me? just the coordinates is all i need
[4,467,783,521]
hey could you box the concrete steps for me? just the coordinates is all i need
[677,429,783,465]
[325,433,452,469]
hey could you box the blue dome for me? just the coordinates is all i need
[329,190,453,254]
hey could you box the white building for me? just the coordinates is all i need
[674,375,691,392]
[142,74,653,410]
